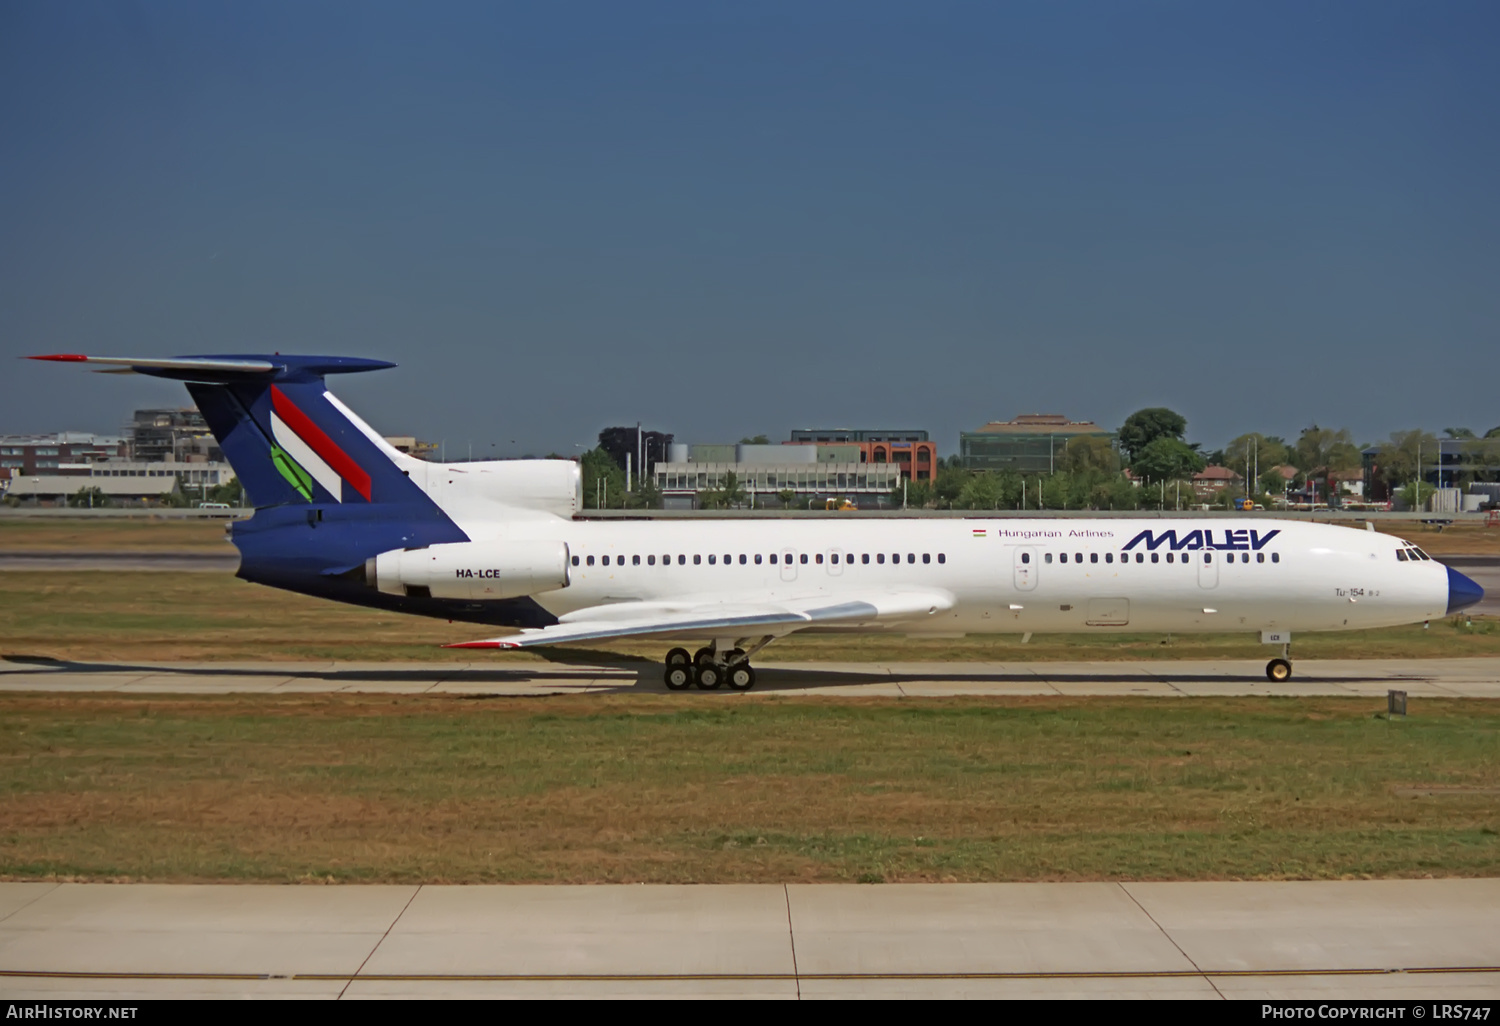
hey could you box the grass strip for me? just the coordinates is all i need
[2,694,1496,883]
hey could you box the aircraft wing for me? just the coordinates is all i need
[444,589,955,649]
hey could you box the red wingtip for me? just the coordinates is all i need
[442,641,509,649]
[27,354,90,362]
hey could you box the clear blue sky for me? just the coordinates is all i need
[3,1,1497,457]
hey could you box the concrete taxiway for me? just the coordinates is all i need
[0,881,1497,999]
[4,655,1500,698]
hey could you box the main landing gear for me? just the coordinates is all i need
[662,641,765,692]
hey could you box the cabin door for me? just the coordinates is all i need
[1013,547,1038,591]
[781,549,797,583]
[1198,550,1219,588]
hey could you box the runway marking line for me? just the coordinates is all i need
[3,967,1497,982]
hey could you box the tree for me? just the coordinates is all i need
[1398,480,1436,511]
[1131,437,1206,484]
[1294,426,1360,476]
[699,470,746,509]
[1118,408,1187,462]
[1445,427,1476,439]
[739,435,770,445]
[1060,435,1119,475]
[579,447,626,508]
[67,486,110,509]
[1225,433,1290,479]
[1377,429,1439,486]
[776,489,796,509]
[1487,427,1500,439]
[955,473,1004,510]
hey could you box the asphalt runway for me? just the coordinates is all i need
[0,550,237,572]
[4,654,1500,697]
[1,881,1496,999]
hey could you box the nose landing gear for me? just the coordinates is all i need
[1265,640,1293,682]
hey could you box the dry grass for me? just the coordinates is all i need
[1,693,1496,883]
[2,570,1498,664]
[0,518,233,551]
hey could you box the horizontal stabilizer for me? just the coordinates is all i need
[27,353,395,384]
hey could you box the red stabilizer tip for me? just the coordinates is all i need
[27,354,89,362]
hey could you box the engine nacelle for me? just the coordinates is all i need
[368,540,570,601]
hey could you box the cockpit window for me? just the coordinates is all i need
[1396,550,1408,562]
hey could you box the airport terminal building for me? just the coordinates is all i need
[959,414,1114,474]
[654,442,905,509]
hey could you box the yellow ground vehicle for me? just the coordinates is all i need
[823,498,857,511]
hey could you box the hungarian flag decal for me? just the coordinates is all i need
[268,386,372,502]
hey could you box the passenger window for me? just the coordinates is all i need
[1060,553,1068,564]
[877,553,885,564]
[724,554,731,564]
[1204,553,1212,563]
[1075,553,1082,562]
[1044,553,1053,564]
[1136,553,1144,563]
[586,556,595,566]
[678,555,686,565]
[1256,553,1264,563]
[1271,552,1280,563]
[769,554,777,564]
[1166,553,1173,563]
[800,554,808,564]
[602,555,611,566]
[815,553,823,564]
[831,553,839,564]
[1105,553,1113,563]
[938,553,945,564]
[648,555,656,565]
[708,555,715,565]
[922,553,930,564]
[633,555,640,565]
[754,554,762,564]
[1151,553,1159,563]
[1021,553,1031,564]
[908,554,916,563]
[693,555,701,565]
[1090,553,1098,564]
[862,554,870,564]
[571,556,580,566]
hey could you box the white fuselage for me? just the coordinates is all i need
[467,517,1448,636]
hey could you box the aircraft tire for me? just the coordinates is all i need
[666,647,691,667]
[1266,658,1292,683]
[726,664,755,691]
[664,664,693,690]
[695,663,723,690]
[693,647,716,668]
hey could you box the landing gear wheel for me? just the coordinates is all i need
[726,663,756,691]
[663,663,693,690]
[693,647,716,668]
[695,663,723,690]
[1266,658,1292,683]
[666,648,691,667]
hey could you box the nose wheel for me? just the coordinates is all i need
[1266,658,1292,682]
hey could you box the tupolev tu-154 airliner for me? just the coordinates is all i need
[32,353,1485,690]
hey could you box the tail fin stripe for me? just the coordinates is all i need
[269,386,372,500]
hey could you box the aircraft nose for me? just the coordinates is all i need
[1446,566,1485,615]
